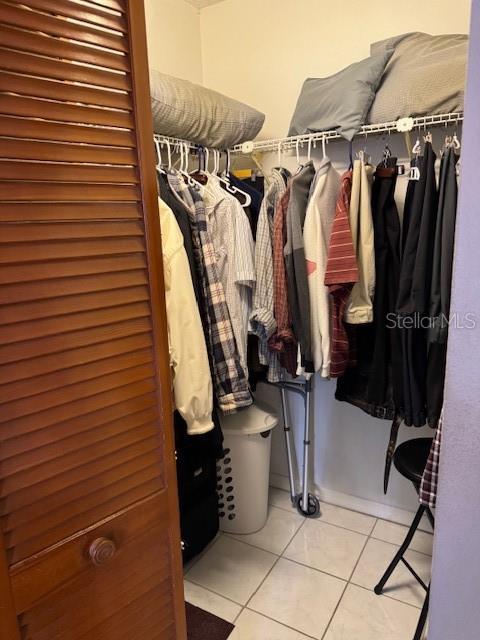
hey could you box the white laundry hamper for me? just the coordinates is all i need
[217,402,278,534]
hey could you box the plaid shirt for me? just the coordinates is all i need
[324,171,358,378]
[419,411,443,508]
[268,185,298,376]
[250,169,286,382]
[167,171,252,414]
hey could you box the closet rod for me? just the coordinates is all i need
[230,111,464,154]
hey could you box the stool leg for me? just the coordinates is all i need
[374,504,426,595]
[413,584,429,640]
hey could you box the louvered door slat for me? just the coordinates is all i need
[0,161,138,184]
[0,272,148,306]
[0,116,136,147]
[12,0,128,32]
[0,202,141,222]
[0,95,133,128]
[1,403,157,478]
[1,49,130,90]
[0,72,131,110]
[0,3,127,52]
[2,138,136,164]
[1,287,149,324]
[87,0,125,12]
[0,25,129,71]
[0,336,153,389]
[1,438,158,512]
[0,0,186,637]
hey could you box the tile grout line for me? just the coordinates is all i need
[348,516,431,610]
[269,500,378,537]
[243,607,320,640]
[184,574,252,609]
[270,496,433,557]
[320,518,377,640]
[241,517,309,613]
[349,581,423,611]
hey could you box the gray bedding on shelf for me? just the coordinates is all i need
[149,69,265,149]
[368,32,467,123]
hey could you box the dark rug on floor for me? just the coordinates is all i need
[186,602,235,640]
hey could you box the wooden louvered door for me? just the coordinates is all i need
[0,1,187,639]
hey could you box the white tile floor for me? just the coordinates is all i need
[184,487,433,639]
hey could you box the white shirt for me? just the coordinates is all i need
[202,177,256,379]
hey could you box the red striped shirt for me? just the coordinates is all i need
[324,171,358,378]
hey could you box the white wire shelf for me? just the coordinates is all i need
[153,112,463,156]
[230,112,464,154]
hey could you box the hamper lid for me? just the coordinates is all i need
[219,400,279,435]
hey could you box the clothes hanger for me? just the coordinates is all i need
[321,134,327,160]
[407,128,422,181]
[219,149,252,207]
[154,137,166,175]
[307,137,312,163]
[295,139,302,167]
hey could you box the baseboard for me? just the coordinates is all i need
[270,472,432,533]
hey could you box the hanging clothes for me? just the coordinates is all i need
[335,158,400,421]
[324,170,358,378]
[397,142,438,427]
[227,172,263,238]
[158,172,224,457]
[345,159,376,324]
[167,170,252,414]
[201,177,256,381]
[426,146,459,426]
[158,197,214,434]
[269,184,298,376]
[284,161,316,374]
[158,172,202,304]
[366,158,403,410]
[304,157,341,377]
[250,168,288,383]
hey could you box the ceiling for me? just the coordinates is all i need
[184,0,227,8]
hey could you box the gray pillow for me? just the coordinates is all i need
[368,33,467,123]
[288,51,393,141]
[150,69,265,148]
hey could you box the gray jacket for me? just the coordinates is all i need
[284,161,316,373]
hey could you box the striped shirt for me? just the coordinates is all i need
[268,185,298,376]
[250,169,286,382]
[202,177,256,381]
[167,170,252,414]
[324,171,358,378]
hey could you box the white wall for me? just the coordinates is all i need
[200,0,471,138]
[198,0,471,519]
[144,0,203,84]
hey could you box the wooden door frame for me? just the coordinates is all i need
[125,2,187,638]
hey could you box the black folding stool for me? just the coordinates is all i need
[374,438,434,640]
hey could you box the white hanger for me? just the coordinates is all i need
[321,134,327,159]
[295,139,301,165]
[160,137,172,170]
[277,141,283,167]
[307,137,312,162]
[154,137,165,174]
[408,131,422,181]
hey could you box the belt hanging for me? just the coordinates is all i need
[384,414,403,494]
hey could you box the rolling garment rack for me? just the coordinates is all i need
[154,110,463,519]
